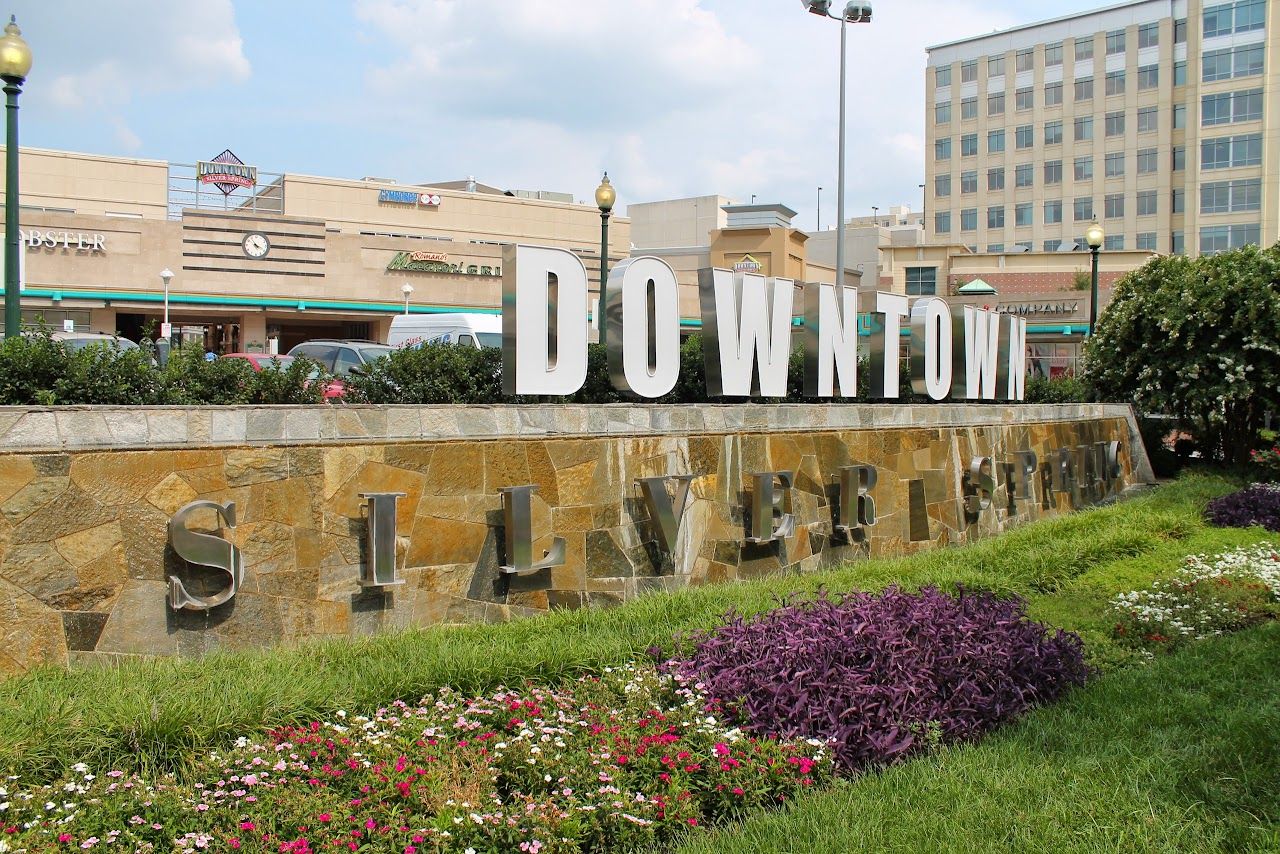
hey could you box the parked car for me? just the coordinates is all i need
[286,340,394,376]
[220,352,346,400]
[50,331,142,353]
[386,313,501,349]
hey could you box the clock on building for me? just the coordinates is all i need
[242,231,271,259]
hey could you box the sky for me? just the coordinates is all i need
[11,0,1108,232]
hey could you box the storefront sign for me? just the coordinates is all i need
[378,190,442,206]
[386,251,499,276]
[997,301,1079,316]
[197,150,256,194]
[166,440,1125,612]
[732,253,763,273]
[501,244,1028,403]
[21,230,105,252]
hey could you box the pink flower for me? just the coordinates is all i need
[229,839,241,850]
[240,822,256,831]
[713,743,730,756]
[317,814,332,823]
[58,833,73,843]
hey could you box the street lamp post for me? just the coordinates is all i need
[1084,220,1105,337]
[816,186,822,231]
[159,268,173,334]
[0,16,32,339]
[802,0,872,297]
[401,282,414,315]
[594,172,615,345]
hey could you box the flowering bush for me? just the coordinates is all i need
[1249,442,1280,482]
[670,587,1090,772]
[0,665,831,852]
[1110,544,1280,651]
[1204,483,1280,532]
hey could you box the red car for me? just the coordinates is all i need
[219,353,346,401]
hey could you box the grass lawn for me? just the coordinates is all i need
[674,620,1280,854]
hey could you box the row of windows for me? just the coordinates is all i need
[935,146,1184,196]
[932,20,1188,88]
[1204,0,1266,38]
[1201,223,1260,254]
[1202,133,1262,169]
[1203,44,1264,81]
[1201,178,1262,213]
[1203,89,1263,125]
[934,189,1181,234]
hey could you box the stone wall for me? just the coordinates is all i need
[0,403,1151,674]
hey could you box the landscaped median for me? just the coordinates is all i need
[0,473,1276,851]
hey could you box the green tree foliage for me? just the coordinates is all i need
[1084,243,1280,464]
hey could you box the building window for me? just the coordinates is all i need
[1172,145,1186,171]
[1044,239,1063,251]
[1173,104,1186,129]
[935,137,951,160]
[1137,106,1158,133]
[988,92,1005,116]
[1015,163,1034,187]
[1074,115,1093,141]
[961,208,977,231]
[1075,76,1094,101]
[1201,132,1263,169]
[1016,48,1034,72]
[1174,61,1187,86]
[1202,45,1264,82]
[1136,148,1158,174]
[935,173,952,197]
[906,267,938,295]
[1015,87,1033,111]
[1044,160,1063,184]
[1074,156,1094,181]
[1200,223,1260,254]
[1045,42,1063,66]
[936,66,952,87]
[1138,22,1159,48]
[961,133,977,156]
[1015,202,1033,227]
[1106,29,1126,55]
[987,243,1005,253]
[1105,69,1126,96]
[987,206,1005,228]
[1172,188,1186,213]
[1137,189,1157,215]
[1045,81,1063,106]
[1204,0,1266,37]
[1075,36,1094,60]
[1045,120,1063,145]
[1044,200,1063,223]
[1105,110,1125,136]
[1104,152,1125,177]
[987,129,1005,153]
[961,59,977,82]
[1074,197,1094,221]
[1136,232,1157,251]
[1104,234,1125,250]
[988,55,1005,76]
[1201,88,1263,125]
[961,96,977,120]
[1138,64,1159,90]
[1171,230,1185,254]
[961,170,977,193]
[1200,178,1262,213]
[1104,193,1125,218]
[935,102,951,124]
[988,167,1005,190]
[934,212,951,234]
[1015,124,1033,149]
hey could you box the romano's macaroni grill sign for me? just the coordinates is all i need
[156,245,1128,615]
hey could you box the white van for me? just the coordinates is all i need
[386,313,502,350]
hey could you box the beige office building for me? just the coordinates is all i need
[0,147,630,352]
[925,0,1277,257]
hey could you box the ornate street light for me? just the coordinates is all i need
[594,172,616,344]
[401,282,414,315]
[801,0,872,297]
[0,16,32,338]
[1084,220,1105,337]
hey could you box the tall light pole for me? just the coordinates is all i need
[816,186,822,231]
[401,282,414,315]
[159,268,174,336]
[802,0,872,297]
[594,172,615,345]
[1085,220,1105,337]
[0,16,31,339]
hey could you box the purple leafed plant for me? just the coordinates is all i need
[672,587,1089,773]
[1205,483,1280,533]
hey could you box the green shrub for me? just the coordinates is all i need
[157,346,257,405]
[343,341,508,404]
[1025,374,1088,404]
[0,332,159,406]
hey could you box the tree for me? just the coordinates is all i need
[1084,243,1280,464]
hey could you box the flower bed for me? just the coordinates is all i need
[1205,482,1280,532]
[1110,543,1280,650]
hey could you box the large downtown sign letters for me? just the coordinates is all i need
[500,244,1028,402]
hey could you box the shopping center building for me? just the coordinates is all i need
[0,146,633,353]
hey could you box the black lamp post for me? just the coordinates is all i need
[0,16,31,339]
[1084,219,1105,337]
[594,172,615,345]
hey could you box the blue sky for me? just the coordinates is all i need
[12,0,1105,231]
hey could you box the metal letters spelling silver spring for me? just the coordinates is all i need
[748,471,796,543]
[836,464,877,535]
[167,500,245,611]
[635,475,695,553]
[498,484,566,575]
[359,492,406,587]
